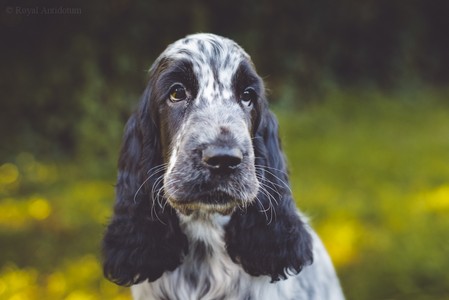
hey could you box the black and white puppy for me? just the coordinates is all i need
[103,33,345,300]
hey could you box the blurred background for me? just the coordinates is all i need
[1,0,448,299]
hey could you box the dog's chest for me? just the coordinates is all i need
[130,213,298,300]
[156,240,249,299]
[133,214,251,299]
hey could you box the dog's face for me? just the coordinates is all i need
[148,34,264,215]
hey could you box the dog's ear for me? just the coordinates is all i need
[102,84,187,286]
[226,109,313,282]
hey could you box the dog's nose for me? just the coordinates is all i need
[202,146,243,170]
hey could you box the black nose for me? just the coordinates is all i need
[202,146,243,170]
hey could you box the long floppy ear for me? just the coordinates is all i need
[102,84,188,286]
[226,108,313,282]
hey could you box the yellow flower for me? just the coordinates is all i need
[319,219,359,267]
[28,197,52,220]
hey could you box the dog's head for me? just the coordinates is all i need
[151,34,263,214]
[103,33,312,286]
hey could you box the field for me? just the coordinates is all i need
[1,88,448,299]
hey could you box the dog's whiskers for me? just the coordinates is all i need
[255,179,277,224]
[255,163,293,195]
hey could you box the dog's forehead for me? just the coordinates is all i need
[156,34,255,102]
[162,33,250,67]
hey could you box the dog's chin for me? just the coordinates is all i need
[170,201,238,216]
[167,192,244,216]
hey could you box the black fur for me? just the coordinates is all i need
[102,85,188,286]
[225,109,313,282]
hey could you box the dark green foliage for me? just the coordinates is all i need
[1,0,449,160]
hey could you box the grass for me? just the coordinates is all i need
[276,88,449,299]
[1,88,449,299]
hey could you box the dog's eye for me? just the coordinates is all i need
[240,87,257,106]
[169,84,188,102]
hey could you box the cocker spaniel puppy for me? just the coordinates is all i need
[103,33,345,300]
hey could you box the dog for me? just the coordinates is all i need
[102,33,345,300]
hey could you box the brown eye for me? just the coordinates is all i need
[169,84,187,102]
[240,87,257,106]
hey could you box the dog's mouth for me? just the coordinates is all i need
[163,141,259,216]
[167,191,244,215]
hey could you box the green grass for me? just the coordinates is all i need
[276,88,449,299]
[1,88,448,299]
